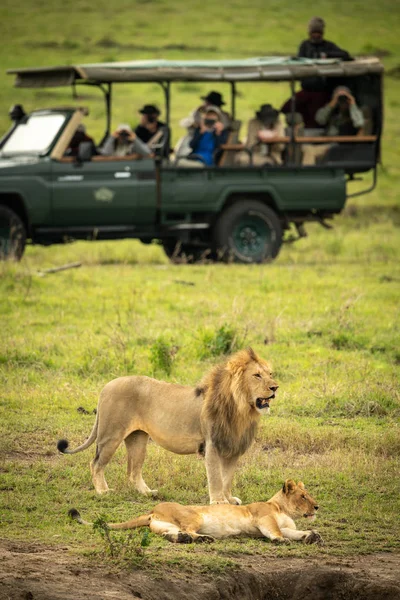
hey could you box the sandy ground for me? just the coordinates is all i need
[0,539,399,600]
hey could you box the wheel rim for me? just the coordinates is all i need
[230,212,275,261]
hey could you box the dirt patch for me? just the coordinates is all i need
[0,540,399,600]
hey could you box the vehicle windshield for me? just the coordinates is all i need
[0,112,67,157]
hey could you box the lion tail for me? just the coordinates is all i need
[107,514,152,530]
[57,410,99,455]
[68,508,151,530]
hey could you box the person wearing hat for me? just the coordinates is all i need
[298,17,353,61]
[101,123,152,157]
[134,104,170,158]
[241,104,285,166]
[178,106,229,167]
[187,91,232,130]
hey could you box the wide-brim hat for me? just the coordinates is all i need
[139,104,160,115]
[256,104,279,123]
[201,91,226,106]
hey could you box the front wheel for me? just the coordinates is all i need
[213,201,283,263]
[0,206,26,261]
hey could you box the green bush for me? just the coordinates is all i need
[149,338,176,375]
[196,324,241,360]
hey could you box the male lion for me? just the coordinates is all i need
[69,480,323,545]
[57,348,278,504]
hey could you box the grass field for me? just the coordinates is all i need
[0,0,400,574]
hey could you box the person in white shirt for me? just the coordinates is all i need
[101,124,151,157]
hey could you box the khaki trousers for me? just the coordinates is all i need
[301,143,333,166]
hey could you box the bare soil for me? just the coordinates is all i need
[0,540,399,600]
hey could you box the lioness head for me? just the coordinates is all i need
[282,480,319,520]
[226,347,278,414]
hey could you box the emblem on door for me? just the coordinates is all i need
[94,187,115,202]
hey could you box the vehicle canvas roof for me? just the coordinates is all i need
[7,56,384,88]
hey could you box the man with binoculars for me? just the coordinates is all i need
[101,123,152,157]
[302,86,365,165]
[186,106,229,167]
[315,86,364,136]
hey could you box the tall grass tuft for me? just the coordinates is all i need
[196,323,242,360]
[149,338,177,376]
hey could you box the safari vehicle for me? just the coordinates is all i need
[0,57,383,263]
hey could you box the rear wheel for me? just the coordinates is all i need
[0,206,26,260]
[213,201,283,263]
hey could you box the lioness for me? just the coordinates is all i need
[69,480,323,545]
[57,348,278,505]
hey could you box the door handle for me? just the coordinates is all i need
[57,175,84,182]
[114,172,131,179]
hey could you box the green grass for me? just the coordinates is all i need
[0,0,400,574]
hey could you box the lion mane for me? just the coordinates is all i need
[201,348,264,458]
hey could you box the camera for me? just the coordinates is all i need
[118,130,130,139]
[204,118,216,128]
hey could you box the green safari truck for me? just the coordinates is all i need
[0,57,383,263]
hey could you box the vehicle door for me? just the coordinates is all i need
[50,156,157,227]
[48,111,157,227]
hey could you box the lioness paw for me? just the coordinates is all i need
[210,499,229,505]
[228,496,242,505]
[305,530,324,546]
[177,532,194,544]
[195,535,215,544]
[164,532,193,544]
[272,537,290,545]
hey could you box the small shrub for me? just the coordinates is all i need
[149,338,177,376]
[93,515,151,563]
[196,324,241,360]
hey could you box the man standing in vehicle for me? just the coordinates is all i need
[298,17,353,61]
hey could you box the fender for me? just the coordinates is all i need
[214,184,283,214]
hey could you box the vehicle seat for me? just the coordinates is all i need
[148,126,170,158]
[318,142,376,172]
[361,106,373,135]
[283,116,304,165]
[173,132,194,162]
[218,120,242,166]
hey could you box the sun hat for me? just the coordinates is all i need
[139,104,160,115]
[201,91,226,106]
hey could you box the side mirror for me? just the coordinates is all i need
[77,141,93,163]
